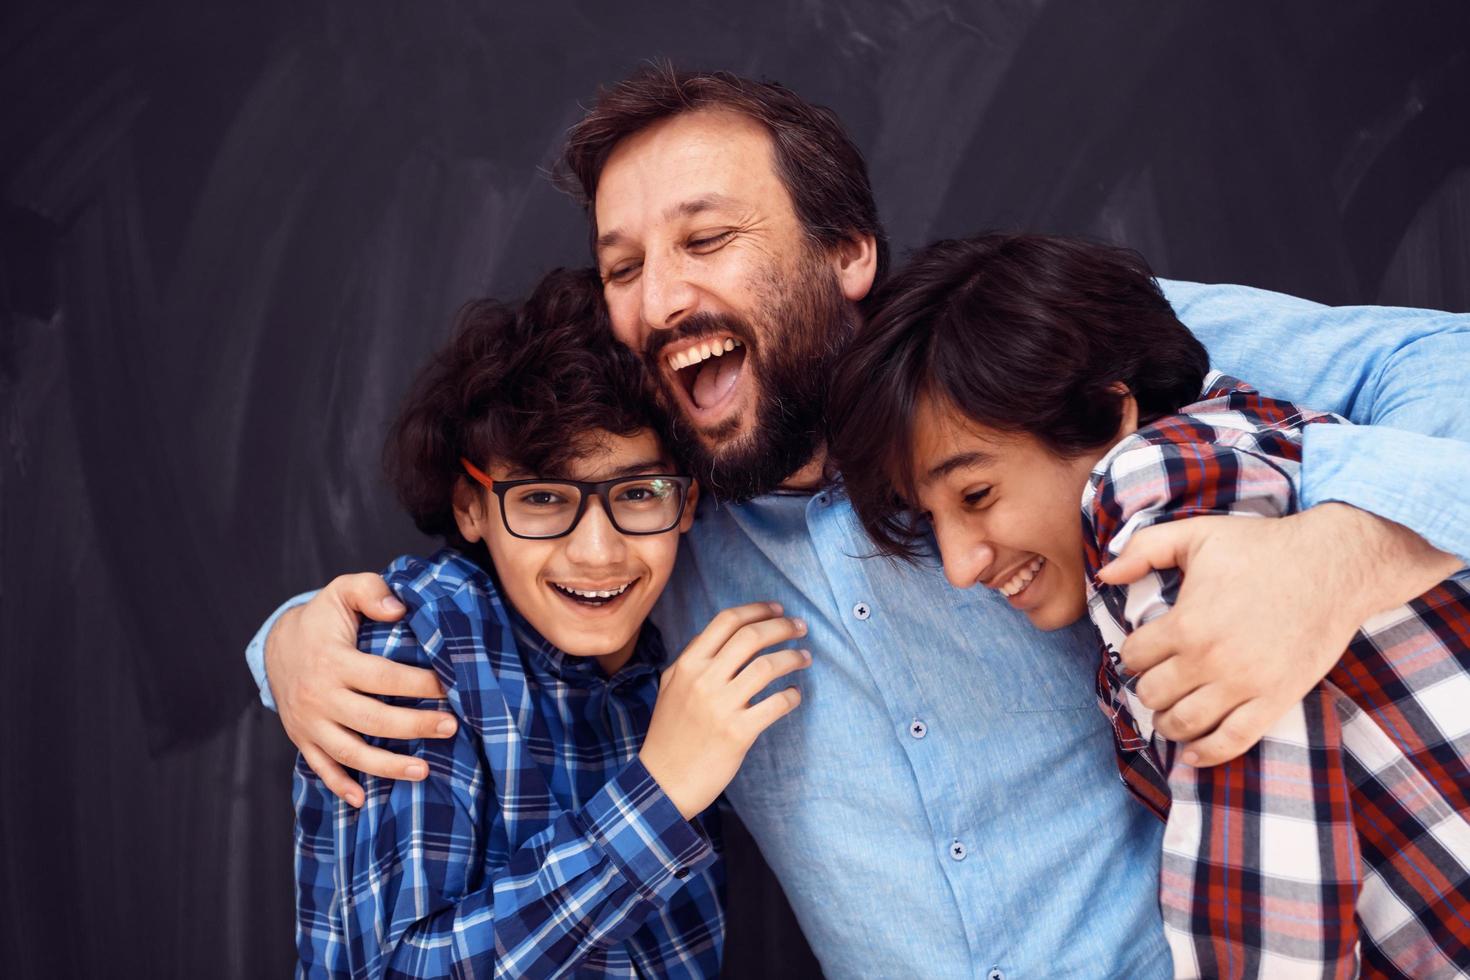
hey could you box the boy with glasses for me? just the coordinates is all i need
[294,267,809,978]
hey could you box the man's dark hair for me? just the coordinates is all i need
[827,232,1210,559]
[557,61,890,284]
[384,267,667,558]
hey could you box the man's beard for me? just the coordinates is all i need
[643,251,855,503]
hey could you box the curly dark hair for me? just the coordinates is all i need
[384,267,668,557]
[556,61,889,284]
[827,232,1210,560]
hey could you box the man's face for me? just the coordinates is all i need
[593,109,861,501]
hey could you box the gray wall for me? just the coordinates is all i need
[3,1,1468,976]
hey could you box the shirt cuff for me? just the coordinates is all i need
[1300,423,1470,565]
[244,590,319,711]
[577,758,716,906]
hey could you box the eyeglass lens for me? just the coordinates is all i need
[501,478,686,537]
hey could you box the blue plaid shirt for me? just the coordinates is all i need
[293,550,724,978]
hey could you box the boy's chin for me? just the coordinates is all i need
[1024,600,1088,632]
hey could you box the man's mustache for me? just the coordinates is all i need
[642,313,756,364]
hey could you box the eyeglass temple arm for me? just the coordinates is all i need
[460,457,495,489]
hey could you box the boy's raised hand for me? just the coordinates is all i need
[640,603,811,819]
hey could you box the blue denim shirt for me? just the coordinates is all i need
[250,281,1470,977]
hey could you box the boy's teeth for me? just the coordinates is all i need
[556,581,632,599]
[999,556,1046,597]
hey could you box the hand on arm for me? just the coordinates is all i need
[1098,502,1461,766]
[268,572,457,806]
[640,602,811,818]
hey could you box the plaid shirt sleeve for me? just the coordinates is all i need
[294,564,717,979]
[1089,428,1375,978]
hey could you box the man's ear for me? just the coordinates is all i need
[452,478,488,544]
[830,232,878,303]
[678,480,700,534]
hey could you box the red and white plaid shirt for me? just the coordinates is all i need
[1082,373,1470,979]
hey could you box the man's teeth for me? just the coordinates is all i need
[667,337,741,372]
[553,581,633,599]
[998,557,1046,597]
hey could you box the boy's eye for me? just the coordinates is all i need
[520,490,569,507]
[616,479,673,504]
[963,488,991,507]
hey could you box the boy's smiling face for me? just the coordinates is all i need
[454,428,695,673]
[909,395,1119,631]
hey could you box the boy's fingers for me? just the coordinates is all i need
[299,744,364,808]
[330,573,406,622]
[732,648,811,702]
[741,686,803,738]
[329,687,457,741]
[712,616,807,678]
[342,651,446,701]
[683,602,784,660]
[319,723,430,782]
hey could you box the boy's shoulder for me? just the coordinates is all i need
[359,549,515,668]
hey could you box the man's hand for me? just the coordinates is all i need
[1097,503,1461,767]
[640,603,810,819]
[266,573,457,807]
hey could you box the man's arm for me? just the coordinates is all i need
[249,575,454,806]
[1101,281,1469,766]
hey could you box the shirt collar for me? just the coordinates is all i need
[503,601,665,686]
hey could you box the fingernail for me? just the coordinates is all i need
[768,602,783,614]
[793,618,807,633]
[436,718,457,737]
[381,596,406,614]
[800,649,812,662]
[347,793,363,809]
[405,762,428,779]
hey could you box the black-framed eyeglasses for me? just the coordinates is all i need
[461,457,693,540]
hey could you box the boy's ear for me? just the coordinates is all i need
[678,480,700,534]
[452,478,488,543]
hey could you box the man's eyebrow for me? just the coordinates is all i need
[921,450,996,486]
[595,194,741,252]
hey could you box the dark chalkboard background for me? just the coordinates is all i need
[3,1,1468,976]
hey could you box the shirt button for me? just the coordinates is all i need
[987,970,1005,980]
[949,840,967,861]
[852,602,871,620]
[673,867,690,880]
[909,719,927,739]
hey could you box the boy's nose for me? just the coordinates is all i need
[936,522,997,591]
[563,497,627,565]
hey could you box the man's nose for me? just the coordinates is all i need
[935,520,997,591]
[563,497,627,566]
[640,253,699,332]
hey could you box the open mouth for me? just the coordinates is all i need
[996,556,1046,602]
[549,579,638,610]
[666,336,748,421]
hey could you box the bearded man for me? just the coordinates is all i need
[249,66,1470,976]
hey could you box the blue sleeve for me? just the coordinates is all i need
[244,590,317,711]
[1162,279,1470,561]
[293,579,717,979]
